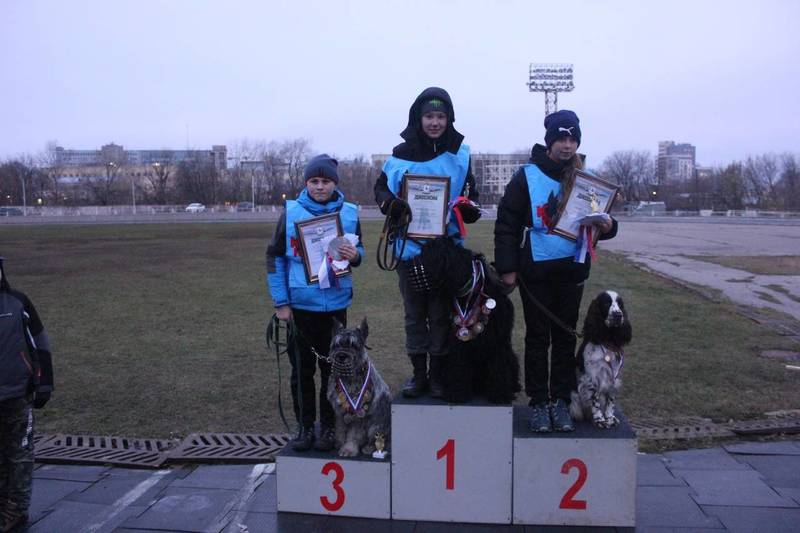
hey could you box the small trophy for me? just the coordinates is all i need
[372,432,388,460]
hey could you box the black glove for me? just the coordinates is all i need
[456,201,481,224]
[389,198,412,223]
[33,390,51,409]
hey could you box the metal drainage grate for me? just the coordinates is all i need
[167,433,290,463]
[731,416,800,436]
[631,417,735,441]
[34,434,173,468]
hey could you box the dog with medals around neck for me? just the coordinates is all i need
[570,290,632,428]
[327,318,392,457]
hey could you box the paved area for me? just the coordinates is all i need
[602,219,800,320]
[21,439,800,532]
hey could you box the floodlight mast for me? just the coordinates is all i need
[528,63,574,116]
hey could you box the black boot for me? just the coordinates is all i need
[402,353,428,398]
[428,355,445,399]
[291,425,315,452]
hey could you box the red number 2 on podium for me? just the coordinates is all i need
[436,439,455,490]
[320,461,345,511]
[559,458,588,510]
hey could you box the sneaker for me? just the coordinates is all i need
[291,426,315,452]
[550,399,574,432]
[529,403,552,432]
[314,426,336,452]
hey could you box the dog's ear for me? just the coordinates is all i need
[617,311,633,346]
[583,297,603,341]
[332,317,346,334]
[357,317,369,342]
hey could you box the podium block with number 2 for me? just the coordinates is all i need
[277,448,391,519]
[391,396,513,523]
[512,406,637,527]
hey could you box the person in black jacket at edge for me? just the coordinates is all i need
[0,257,54,532]
[374,87,480,399]
[493,110,617,433]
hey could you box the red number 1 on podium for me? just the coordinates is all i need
[436,439,455,490]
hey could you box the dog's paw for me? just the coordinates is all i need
[338,443,359,457]
[592,414,606,428]
[603,414,619,428]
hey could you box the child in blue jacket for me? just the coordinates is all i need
[266,154,364,452]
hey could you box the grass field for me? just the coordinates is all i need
[1,221,798,440]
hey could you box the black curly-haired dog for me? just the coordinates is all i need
[417,237,521,404]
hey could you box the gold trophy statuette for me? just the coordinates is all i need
[372,432,388,459]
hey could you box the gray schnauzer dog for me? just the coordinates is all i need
[327,318,392,457]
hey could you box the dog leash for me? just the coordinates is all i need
[265,315,294,434]
[376,198,411,271]
[516,276,583,339]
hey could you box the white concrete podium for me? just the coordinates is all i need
[512,406,637,527]
[391,395,513,523]
[276,445,391,519]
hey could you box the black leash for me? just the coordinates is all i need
[376,199,411,271]
[265,314,293,434]
[516,276,583,339]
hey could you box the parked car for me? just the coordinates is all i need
[185,203,206,213]
[0,207,24,216]
[236,202,254,212]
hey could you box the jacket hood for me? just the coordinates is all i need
[296,188,345,216]
[396,87,464,158]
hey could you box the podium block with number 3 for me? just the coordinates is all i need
[277,447,391,519]
[512,406,637,527]
[391,396,513,523]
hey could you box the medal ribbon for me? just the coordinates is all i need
[453,260,480,323]
[448,196,470,237]
[338,362,372,412]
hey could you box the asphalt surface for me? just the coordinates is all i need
[601,219,800,320]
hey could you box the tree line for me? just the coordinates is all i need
[2,141,798,211]
[0,138,380,208]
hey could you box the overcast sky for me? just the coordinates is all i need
[1,0,798,168]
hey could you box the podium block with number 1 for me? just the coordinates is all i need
[391,395,513,523]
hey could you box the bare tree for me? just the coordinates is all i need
[175,159,219,205]
[743,154,781,208]
[599,150,654,202]
[38,141,64,204]
[144,154,174,205]
[281,138,312,197]
[777,153,799,210]
[337,155,377,205]
[712,163,747,210]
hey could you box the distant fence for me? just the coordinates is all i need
[2,204,799,224]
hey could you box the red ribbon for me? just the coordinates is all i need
[585,226,597,261]
[290,237,302,257]
[450,196,470,237]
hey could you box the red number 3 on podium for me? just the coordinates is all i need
[320,461,346,511]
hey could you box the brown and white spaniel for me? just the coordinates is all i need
[570,290,633,428]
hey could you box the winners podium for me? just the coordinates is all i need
[277,394,636,527]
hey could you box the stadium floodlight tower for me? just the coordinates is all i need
[528,63,574,116]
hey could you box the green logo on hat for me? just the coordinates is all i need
[428,99,444,107]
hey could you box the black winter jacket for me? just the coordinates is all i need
[0,261,53,402]
[494,144,618,283]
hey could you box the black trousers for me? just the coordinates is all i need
[519,278,583,405]
[397,260,451,357]
[288,308,347,429]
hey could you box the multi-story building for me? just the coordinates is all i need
[55,143,228,172]
[657,141,696,183]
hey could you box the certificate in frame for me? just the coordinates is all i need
[401,174,450,239]
[551,170,619,242]
[294,213,349,284]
